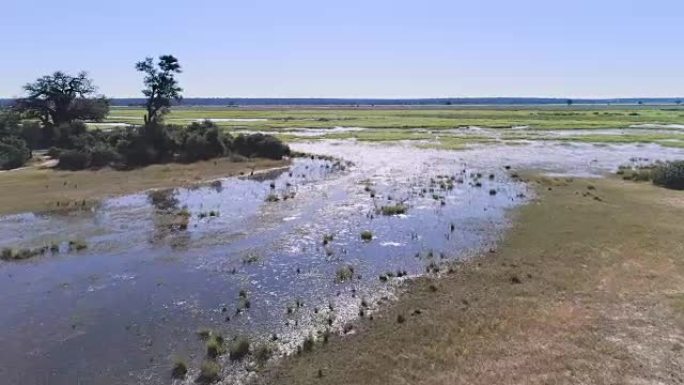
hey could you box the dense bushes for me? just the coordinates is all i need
[233,133,290,159]
[652,161,684,190]
[0,136,31,170]
[51,120,289,170]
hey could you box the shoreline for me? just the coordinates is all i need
[261,175,684,385]
[0,157,290,216]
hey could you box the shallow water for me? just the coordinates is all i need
[0,141,683,384]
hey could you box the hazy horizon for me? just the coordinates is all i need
[2,0,683,99]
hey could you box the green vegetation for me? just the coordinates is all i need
[228,336,250,361]
[171,358,188,379]
[652,161,684,190]
[379,204,407,216]
[0,58,290,172]
[206,334,226,358]
[360,230,373,241]
[335,265,355,282]
[197,361,220,384]
[101,106,684,131]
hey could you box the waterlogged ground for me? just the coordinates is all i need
[1,141,684,384]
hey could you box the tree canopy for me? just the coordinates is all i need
[14,71,109,127]
[135,55,183,125]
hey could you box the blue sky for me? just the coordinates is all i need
[1,0,682,98]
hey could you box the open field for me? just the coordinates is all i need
[101,106,684,150]
[0,157,288,215]
[105,106,684,131]
[265,176,684,385]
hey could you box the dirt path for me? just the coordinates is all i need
[264,176,684,385]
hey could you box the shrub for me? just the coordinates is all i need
[233,133,290,159]
[89,145,120,168]
[171,359,188,379]
[0,136,31,170]
[229,337,250,361]
[197,361,220,384]
[57,149,91,170]
[652,161,684,190]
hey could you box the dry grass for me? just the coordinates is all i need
[264,177,684,385]
[0,158,288,215]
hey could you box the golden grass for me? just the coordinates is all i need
[0,158,288,215]
[265,177,684,385]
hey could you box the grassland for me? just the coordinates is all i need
[0,157,288,215]
[265,176,684,385]
[102,106,684,150]
[105,106,684,131]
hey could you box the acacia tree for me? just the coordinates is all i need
[14,71,109,127]
[135,55,182,125]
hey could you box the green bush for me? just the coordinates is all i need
[652,161,684,190]
[57,149,91,170]
[89,145,120,168]
[0,136,31,170]
[233,133,290,159]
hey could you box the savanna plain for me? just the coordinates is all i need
[1,105,683,385]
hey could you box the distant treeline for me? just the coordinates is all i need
[2,97,680,108]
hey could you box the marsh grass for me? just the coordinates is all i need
[335,265,355,282]
[229,336,250,361]
[360,230,373,241]
[379,204,407,216]
[197,361,220,384]
[171,358,188,379]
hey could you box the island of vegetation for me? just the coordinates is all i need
[0,55,290,172]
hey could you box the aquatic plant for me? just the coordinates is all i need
[171,358,188,379]
[197,361,220,384]
[242,253,260,264]
[229,336,250,361]
[335,265,355,282]
[253,343,273,364]
[68,239,88,251]
[265,193,280,202]
[301,334,315,352]
[197,328,212,340]
[379,204,407,216]
[206,334,226,358]
[360,230,373,241]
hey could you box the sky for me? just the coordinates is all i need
[1,0,683,98]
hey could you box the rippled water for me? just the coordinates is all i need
[0,141,683,384]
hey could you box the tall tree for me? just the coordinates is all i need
[135,55,183,125]
[14,71,109,127]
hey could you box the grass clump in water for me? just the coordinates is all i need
[229,336,250,361]
[360,230,373,241]
[253,343,274,364]
[206,334,226,358]
[197,361,221,384]
[379,204,407,216]
[171,358,188,379]
[335,265,355,282]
